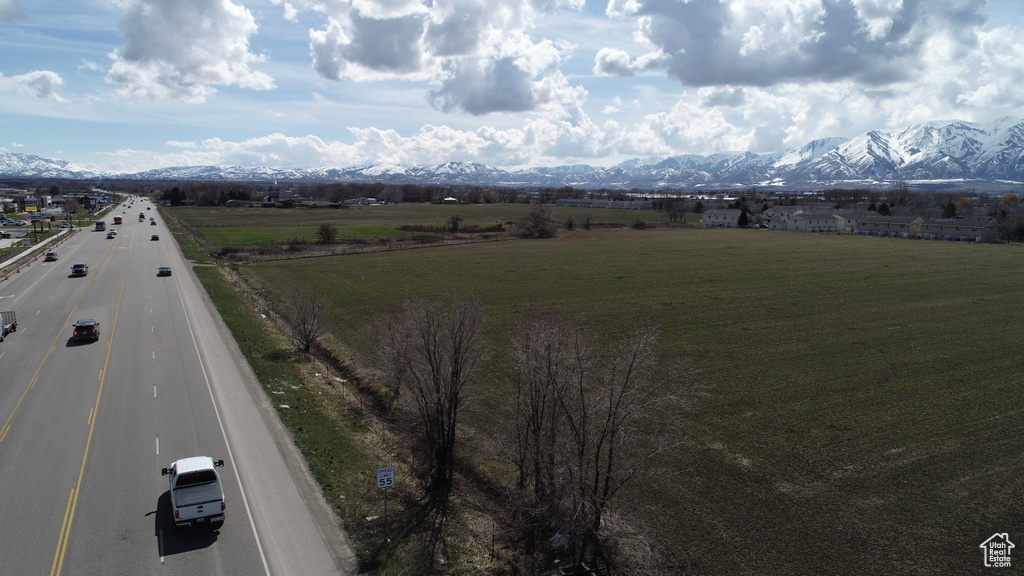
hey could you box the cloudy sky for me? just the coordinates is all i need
[2,0,1024,173]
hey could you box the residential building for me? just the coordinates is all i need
[919,216,998,242]
[701,209,743,228]
[854,215,924,238]
[555,198,651,210]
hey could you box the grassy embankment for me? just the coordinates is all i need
[170,203,1024,575]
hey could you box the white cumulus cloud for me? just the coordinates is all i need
[0,0,23,22]
[106,0,274,103]
[576,0,1024,155]
[593,46,665,76]
[10,0,1024,172]
[288,0,585,116]
[0,71,65,101]
[602,0,987,87]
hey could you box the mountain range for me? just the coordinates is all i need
[4,118,1024,191]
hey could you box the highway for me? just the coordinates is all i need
[0,201,356,575]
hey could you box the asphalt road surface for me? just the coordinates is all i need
[0,202,356,575]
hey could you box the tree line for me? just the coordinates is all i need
[283,288,700,573]
[17,177,1024,242]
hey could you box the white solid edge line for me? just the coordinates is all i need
[173,270,272,576]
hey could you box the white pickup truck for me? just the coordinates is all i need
[161,456,226,528]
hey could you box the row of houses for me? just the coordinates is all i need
[701,208,1000,243]
[554,198,652,210]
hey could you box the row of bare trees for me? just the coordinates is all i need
[325,292,693,572]
[508,308,693,571]
[285,291,482,525]
[280,286,698,571]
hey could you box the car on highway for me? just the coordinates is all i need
[72,319,100,342]
[106,231,116,239]
[157,266,172,276]
[70,263,88,276]
[151,234,159,241]
[44,252,58,261]
[161,456,226,529]
[150,220,156,225]
[0,311,16,342]
[59,223,74,228]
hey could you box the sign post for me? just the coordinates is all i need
[377,466,395,542]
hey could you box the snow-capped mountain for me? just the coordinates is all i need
[0,153,104,180]
[776,137,850,167]
[4,118,1024,190]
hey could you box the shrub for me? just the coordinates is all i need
[509,207,558,239]
[315,223,338,244]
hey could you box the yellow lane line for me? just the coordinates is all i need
[0,236,118,443]
[50,280,124,576]
[52,489,75,573]
[0,322,74,443]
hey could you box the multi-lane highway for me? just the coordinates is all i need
[0,201,356,575]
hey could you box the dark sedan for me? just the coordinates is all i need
[72,319,100,342]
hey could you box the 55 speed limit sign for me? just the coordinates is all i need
[377,466,395,489]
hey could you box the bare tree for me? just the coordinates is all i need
[509,307,696,572]
[285,287,329,353]
[889,181,912,205]
[509,308,584,565]
[377,293,485,517]
[63,198,81,217]
[663,199,687,223]
[369,310,411,403]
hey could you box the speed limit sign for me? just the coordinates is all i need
[377,466,395,489]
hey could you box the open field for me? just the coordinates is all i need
[198,224,425,246]
[172,204,1024,574]
[171,204,670,247]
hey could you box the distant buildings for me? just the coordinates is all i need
[344,197,378,205]
[554,198,652,210]
[701,207,999,243]
[700,209,743,228]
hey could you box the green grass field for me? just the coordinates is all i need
[175,204,1024,574]
[197,224,425,246]
[171,204,672,247]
